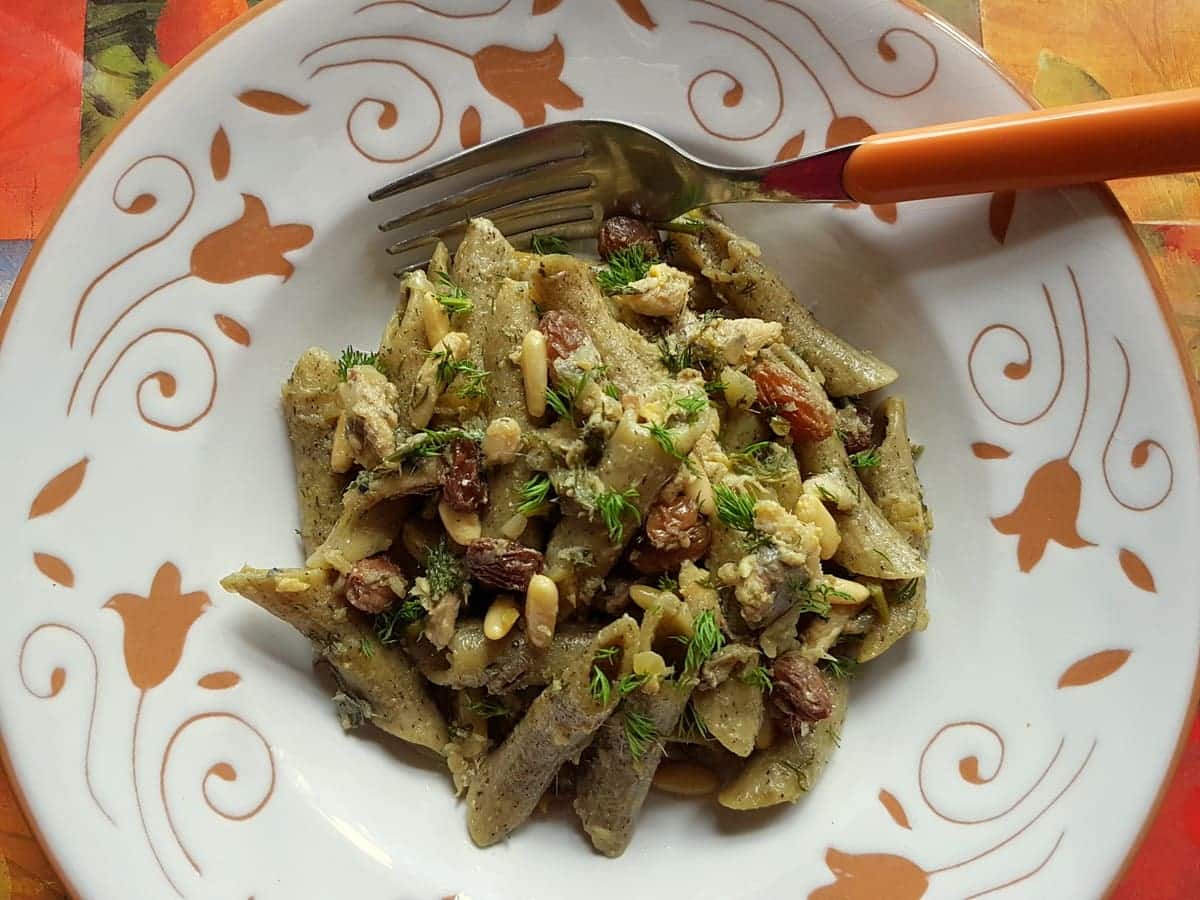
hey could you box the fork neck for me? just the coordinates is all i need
[715,145,857,203]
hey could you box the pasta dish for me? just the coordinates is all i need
[222,210,931,856]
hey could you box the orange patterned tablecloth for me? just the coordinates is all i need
[0,1,1197,897]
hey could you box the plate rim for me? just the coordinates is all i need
[1,1,1196,896]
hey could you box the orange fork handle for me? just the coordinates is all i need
[842,88,1200,205]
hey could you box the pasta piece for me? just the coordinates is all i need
[673,214,896,397]
[307,462,442,573]
[414,620,599,692]
[856,397,932,661]
[479,278,542,537]
[379,271,432,427]
[691,644,764,758]
[717,676,847,809]
[530,254,664,390]
[466,616,639,846]
[221,566,449,754]
[452,219,517,379]
[796,434,924,580]
[281,348,348,555]
[543,405,709,604]
[573,596,695,856]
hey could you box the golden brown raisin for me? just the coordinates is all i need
[344,555,406,614]
[771,652,833,727]
[751,361,834,443]
[465,538,545,592]
[597,216,663,261]
[442,439,487,512]
[538,310,588,367]
[628,494,712,574]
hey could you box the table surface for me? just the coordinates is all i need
[0,0,1198,897]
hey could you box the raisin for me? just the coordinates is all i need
[344,555,406,614]
[597,216,663,261]
[835,402,875,455]
[442,439,487,512]
[539,310,588,366]
[465,538,544,592]
[750,361,834,443]
[628,494,711,574]
[771,652,833,727]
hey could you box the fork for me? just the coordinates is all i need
[370,87,1200,270]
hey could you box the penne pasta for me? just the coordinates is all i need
[717,676,847,810]
[221,566,449,754]
[673,213,897,397]
[281,348,349,555]
[466,616,639,846]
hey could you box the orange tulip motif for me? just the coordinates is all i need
[104,562,210,692]
[190,194,314,284]
[991,457,1095,573]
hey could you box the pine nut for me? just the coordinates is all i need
[482,417,522,465]
[329,413,354,473]
[629,584,664,610]
[483,595,520,640]
[653,762,719,796]
[438,498,482,545]
[521,330,548,418]
[500,514,528,540]
[524,574,559,648]
[794,493,841,560]
[824,574,870,604]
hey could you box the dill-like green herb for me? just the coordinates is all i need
[360,637,375,658]
[814,483,838,504]
[824,655,859,680]
[703,378,727,396]
[848,447,882,469]
[374,599,426,644]
[433,272,474,314]
[429,349,489,398]
[740,665,773,692]
[790,577,850,618]
[603,382,623,401]
[729,441,790,483]
[713,484,759,535]
[624,709,657,761]
[390,426,484,463]
[516,473,554,516]
[657,574,680,593]
[873,548,893,570]
[682,610,724,675]
[675,392,708,422]
[678,702,710,740]
[646,422,685,460]
[895,579,919,604]
[589,665,612,705]
[545,385,572,418]
[530,234,569,255]
[596,244,652,294]
[596,487,640,544]
[466,698,508,719]
[657,336,694,374]
[593,646,621,661]
[911,443,925,461]
[617,672,649,697]
[337,346,381,381]
[424,538,467,599]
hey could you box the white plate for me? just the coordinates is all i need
[2,1,1197,897]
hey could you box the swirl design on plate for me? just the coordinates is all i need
[686,19,783,141]
[89,327,218,432]
[18,624,112,824]
[70,156,196,348]
[160,712,276,876]
[1102,337,1175,512]
[968,284,1065,428]
[811,722,1096,899]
